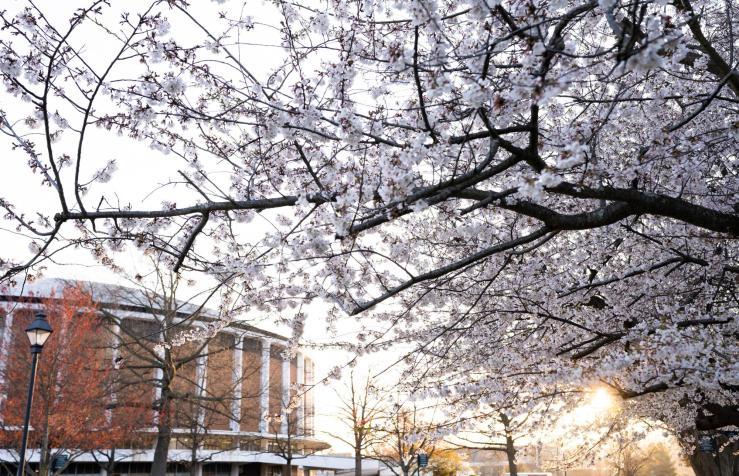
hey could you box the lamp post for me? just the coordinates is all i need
[16,311,53,476]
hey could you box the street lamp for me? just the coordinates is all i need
[17,311,53,476]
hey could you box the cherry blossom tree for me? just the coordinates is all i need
[452,411,527,476]
[0,2,736,474]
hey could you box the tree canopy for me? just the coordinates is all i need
[0,0,736,468]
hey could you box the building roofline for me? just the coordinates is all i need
[0,279,290,342]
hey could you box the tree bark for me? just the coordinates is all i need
[151,423,171,476]
[500,414,517,476]
[107,449,116,476]
[151,388,172,476]
[41,412,51,476]
[189,444,198,476]
[504,436,518,476]
[354,449,362,476]
[689,438,739,476]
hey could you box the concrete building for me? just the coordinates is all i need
[0,279,344,476]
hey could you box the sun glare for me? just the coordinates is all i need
[567,387,619,424]
[590,387,615,412]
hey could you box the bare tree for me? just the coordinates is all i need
[170,332,246,476]
[369,401,438,476]
[100,271,245,476]
[91,448,149,476]
[611,440,657,476]
[328,372,385,476]
[265,392,323,476]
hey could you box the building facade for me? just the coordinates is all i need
[0,279,337,476]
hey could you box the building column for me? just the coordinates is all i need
[192,463,203,476]
[0,310,14,362]
[296,353,305,434]
[107,322,121,424]
[259,339,271,433]
[99,468,108,476]
[281,354,290,435]
[231,336,243,432]
[0,311,14,413]
[230,463,240,476]
[196,344,209,429]
[305,358,315,436]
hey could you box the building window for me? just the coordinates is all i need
[61,463,100,475]
[240,439,262,452]
[114,462,152,476]
[203,463,231,476]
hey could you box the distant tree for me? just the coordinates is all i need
[265,384,324,476]
[427,448,465,476]
[610,440,678,476]
[329,372,385,476]
[173,407,236,476]
[612,445,650,476]
[369,401,438,476]
[170,330,255,476]
[639,444,676,476]
[449,411,525,476]
[0,285,145,476]
[90,447,149,476]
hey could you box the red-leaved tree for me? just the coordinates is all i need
[0,286,145,476]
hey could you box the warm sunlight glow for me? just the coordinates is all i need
[565,386,620,426]
[590,387,615,412]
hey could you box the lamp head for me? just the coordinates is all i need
[25,311,53,351]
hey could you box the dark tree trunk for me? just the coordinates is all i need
[354,449,362,476]
[189,443,199,476]
[107,449,117,476]
[40,407,51,476]
[689,438,739,476]
[505,436,518,476]
[500,414,517,476]
[151,388,172,476]
[151,423,171,476]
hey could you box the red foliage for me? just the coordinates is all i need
[0,285,146,452]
